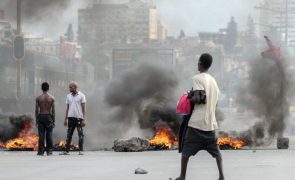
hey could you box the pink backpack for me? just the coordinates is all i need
[176,92,191,115]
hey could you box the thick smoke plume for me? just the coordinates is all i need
[0,0,75,20]
[236,58,290,146]
[104,63,179,136]
[0,113,33,142]
[18,0,70,20]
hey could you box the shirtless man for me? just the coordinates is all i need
[35,82,55,156]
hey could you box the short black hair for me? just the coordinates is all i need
[199,53,213,70]
[41,82,49,92]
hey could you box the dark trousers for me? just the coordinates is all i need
[37,114,53,154]
[66,117,84,152]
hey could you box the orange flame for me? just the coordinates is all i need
[58,140,66,147]
[2,119,39,150]
[18,120,32,138]
[5,134,39,150]
[217,136,247,149]
[0,141,5,148]
[56,140,79,150]
[149,127,178,149]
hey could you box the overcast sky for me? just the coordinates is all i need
[156,0,260,35]
[0,0,261,39]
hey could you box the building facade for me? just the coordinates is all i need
[78,0,160,44]
[258,0,295,48]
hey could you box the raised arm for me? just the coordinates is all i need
[264,36,275,50]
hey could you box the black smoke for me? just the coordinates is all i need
[104,63,179,135]
[0,113,33,142]
[236,57,290,146]
[0,0,75,21]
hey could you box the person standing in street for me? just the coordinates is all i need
[62,82,86,155]
[172,53,224,180]
[35,82,55,156]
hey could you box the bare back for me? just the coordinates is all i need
[36,93,55,114]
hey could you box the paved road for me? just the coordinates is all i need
[0,150,294,180]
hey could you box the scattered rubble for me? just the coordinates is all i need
[277,137,289,149]
[113,137,150,152]
[135,168,148,174]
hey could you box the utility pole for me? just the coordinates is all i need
[16,0,21,99]
[285,0,289,49]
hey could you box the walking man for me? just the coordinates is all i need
[35,82,55,156]
[173,53,224,180]
[63,82,86,155]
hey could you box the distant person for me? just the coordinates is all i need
[172,53,224,180]
[35,82,55,156]
[62,82,86,155]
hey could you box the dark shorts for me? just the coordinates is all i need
[182,127,221,158]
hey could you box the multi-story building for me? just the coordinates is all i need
[25,36,82,60]
[0,21,11,42]
[25,36,60,56]
[198,29,227,45]
[157,21,169,41]
[258,0,295,48]
[78,0,160,44]
[0,10,13,44]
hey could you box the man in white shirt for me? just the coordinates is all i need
[174,53,224,180]
[62,82,86,155]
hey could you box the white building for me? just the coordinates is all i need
[258,0,295,48]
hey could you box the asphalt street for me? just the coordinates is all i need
[0,150,294,180]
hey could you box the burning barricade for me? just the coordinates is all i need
[217,136,248,150]
[5,134,39,151]
[0,113,79,151]
[113,120,252,152]
[0,114,38,151]
[216,131,248,150]
[0,141,5,149]
[113,121,178,152]
[149,121,178,150]
[53,140,79,151]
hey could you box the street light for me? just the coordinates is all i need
[16,0,22,99]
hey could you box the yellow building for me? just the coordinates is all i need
[157,21,169,41]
